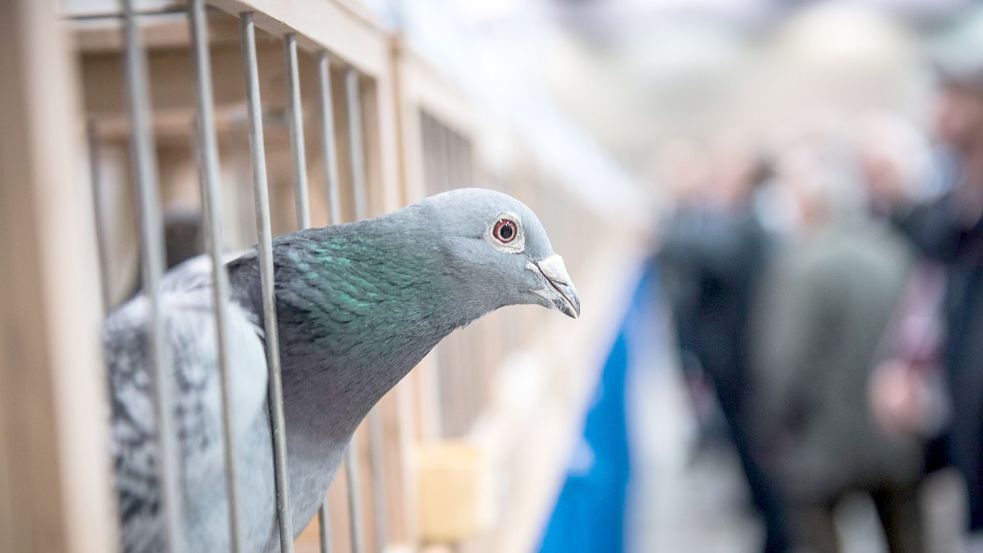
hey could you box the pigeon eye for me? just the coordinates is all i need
[493,219,517,243]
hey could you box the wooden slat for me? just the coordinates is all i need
[208,0,390,80]
[60,0,182,18]
[73,11,242,53]
[0,1,116,552]
[396,43,475,143]
[385,38,489,547]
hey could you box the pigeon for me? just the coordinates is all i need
[105,188,581,552]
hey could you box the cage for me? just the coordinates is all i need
[0,1,644,552]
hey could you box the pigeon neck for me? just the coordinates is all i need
[263,219,483,440]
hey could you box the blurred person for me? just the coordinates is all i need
[657,138,791,553]
[653,140,721,443]
[882,62,983,551]
[752,139,924,553]
[857,114,937,217]
[858,114,950,449]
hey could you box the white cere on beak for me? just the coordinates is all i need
[527,255,581,319]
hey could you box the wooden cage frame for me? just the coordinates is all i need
[0,1,646,552]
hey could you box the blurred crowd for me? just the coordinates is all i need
[656,43,983,553]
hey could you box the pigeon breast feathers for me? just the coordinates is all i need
[105,257,268,551]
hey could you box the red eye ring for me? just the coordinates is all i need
[493,218,518,243]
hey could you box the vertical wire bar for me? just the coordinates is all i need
[314,50,340,553]
[457,134,468,188]
[345,66,387,553]
[419,113,432,193]
[342,66,367,553]
[86,120,113,314]
[366,413,387,553]
[316,52,342,226]
[448,131,467,426]
[344,445,365,553]
[463,138,474,188]
[430,118,451,433]
[188,1,241,550]
[440,124,453,192]
[345,64,365,553]
[283,29,323,553]
[240,13,296,553]
[418,112,444,437]
[448,130,459,191]
[317,505,332,553]
[345,69,369,221]
[121,0,183,549]
[284,33,310,229]
[430,117,443,192]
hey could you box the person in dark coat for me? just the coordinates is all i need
[887,67,983,550]
[659,150,790,553]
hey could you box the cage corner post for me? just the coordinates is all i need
[0,0,117,552]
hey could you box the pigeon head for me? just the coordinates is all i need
[416,188,581,319]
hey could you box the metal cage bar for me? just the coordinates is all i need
[283,27,325,553]
[85,120,112,315]
[239,12,296,553]
[344,66,387,553]
[367,411,387,553]
[284,33,311,230]
[346,69,369,221]
[340,65,368,553]
[317,505,333,553]
[314,50,341,553]
[344,445,365,553]
[188,1,242,550]
[121,0,183,549]
[317,52,342,226]
[439,121,452,193]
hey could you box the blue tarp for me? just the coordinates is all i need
[538,266,657,553]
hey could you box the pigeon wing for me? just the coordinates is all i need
[105,257,268,551]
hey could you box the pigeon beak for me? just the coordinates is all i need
[530,255,581,319]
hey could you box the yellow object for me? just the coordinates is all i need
[415,442,494,543]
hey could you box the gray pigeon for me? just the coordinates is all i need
[105,188,581,552]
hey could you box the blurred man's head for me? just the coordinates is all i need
[857,113,933,209]
[776,132,863,232]
[708,131,770,209]
[935,80,983,153]
[930,7,983,153]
